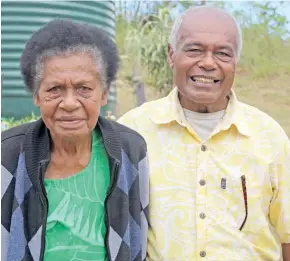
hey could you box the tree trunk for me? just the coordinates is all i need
[132,67,146,106]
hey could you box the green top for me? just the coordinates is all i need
[44,129,110,261]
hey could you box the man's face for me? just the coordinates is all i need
[168,9,238,110]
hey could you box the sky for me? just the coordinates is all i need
[117,1,290,36]
[230,1,290,31]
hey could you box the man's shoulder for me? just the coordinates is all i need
[111,120,147,145]
[119,98,162,119]
[108,120,148,161]
[239,101,288,140]
[118,97,166,128]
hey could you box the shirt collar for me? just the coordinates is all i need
[150,87,253,137]
[150,87,186,126]
[219,91,252,136]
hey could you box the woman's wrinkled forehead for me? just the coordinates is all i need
[40,54,102,86]
[44,53,97,72]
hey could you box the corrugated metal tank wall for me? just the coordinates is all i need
[1,1,116,119]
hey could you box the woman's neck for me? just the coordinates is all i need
[46,133,92,179]
[51,133,92,158]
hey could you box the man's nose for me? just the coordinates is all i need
[198,52,217,71]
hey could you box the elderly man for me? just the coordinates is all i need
[118,6,290,261]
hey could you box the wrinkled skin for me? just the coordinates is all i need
[34,53,109,178]
[168,8,238,113]
[34,53,108,140]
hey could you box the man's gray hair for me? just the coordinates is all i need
[169,6,243,62]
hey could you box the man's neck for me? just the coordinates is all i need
[178,93,230,113]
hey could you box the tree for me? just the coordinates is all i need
[125,6,173,92]
[237,1,290,77]
[116,0,290,93]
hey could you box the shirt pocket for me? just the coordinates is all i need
[207,177,246,229]
[239,172,273,233]
[207,161,273,233]
[222,172,272,234]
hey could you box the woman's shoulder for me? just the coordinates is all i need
[98,117,148,163]
[2,121,34,143]
[99,117,147,146]
[1,121,36,172]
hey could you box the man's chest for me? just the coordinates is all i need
[145,127,274,225]
[145,129,276,260]
[145,127,273,194]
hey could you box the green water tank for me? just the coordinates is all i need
[1,1,116,120]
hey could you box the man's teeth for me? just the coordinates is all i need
[194,77,215,84]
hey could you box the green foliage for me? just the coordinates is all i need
[240,24,290,78]
[116,1,290,92]
[251,1,289,38]
[1,113,40,131]
[237,1,290,78]
[139,8,173,90]
[122,6,173,91]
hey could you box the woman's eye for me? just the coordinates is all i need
[47,86,61,93]
[78,86,91,92]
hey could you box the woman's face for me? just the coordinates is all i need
[34,53,108,139]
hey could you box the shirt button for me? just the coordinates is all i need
[199,212,206,219]
[201,144,207,151]
[200,251,206,257]
[199,179,206,186]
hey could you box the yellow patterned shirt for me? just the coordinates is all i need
[118,87,290,261]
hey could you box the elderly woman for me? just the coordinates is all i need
[1,19,149,261]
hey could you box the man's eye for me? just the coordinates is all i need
[216,52,230,57]
[187,49,202,52]
[215,52,233,62]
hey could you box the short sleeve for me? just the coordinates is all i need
[269,138,290,243]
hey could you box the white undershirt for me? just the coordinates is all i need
[183,109,225,142]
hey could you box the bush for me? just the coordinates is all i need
[1,113,40,131]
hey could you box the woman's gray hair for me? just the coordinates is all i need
[34,45,107,93]
[169,6,243,62]
[21,19,119,94]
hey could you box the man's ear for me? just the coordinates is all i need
[101,88,109,106]
[168,44,175,69]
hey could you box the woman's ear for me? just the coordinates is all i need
[33,92,40,107]
[101,88,109,106]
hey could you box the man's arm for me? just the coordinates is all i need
[283,244,290,261]
[268,130,290,259]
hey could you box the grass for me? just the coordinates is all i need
[234,74,290,137]
[116,73,290,138]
